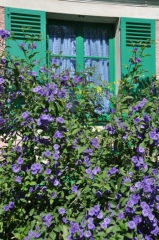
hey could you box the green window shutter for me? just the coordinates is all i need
[4,7,46,65]
[120,17,156,79]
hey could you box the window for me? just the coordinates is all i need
[47,20,115,114]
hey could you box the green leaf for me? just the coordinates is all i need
[62,225,68,240]
[78,146,88,154]
[54,226,61,232]
[48,232,56,240]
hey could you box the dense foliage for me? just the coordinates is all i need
[0,30,159,240]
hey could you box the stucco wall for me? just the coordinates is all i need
[156,20,159,79]
[0,6,4,53]
[0,6,5,150]
[0,0,159,19]
[0,6,4,31]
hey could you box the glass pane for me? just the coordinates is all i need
[84,59,109,85]
[52,57,76,75]
[49,25,76,56]
[84,27,109,57]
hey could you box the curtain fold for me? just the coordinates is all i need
[49,24,110,114]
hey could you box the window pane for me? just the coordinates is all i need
[85,59,110,114]
[51,57,76,75]
[49,25,76,56]
[84,59,109,85]
[84,27,109,57]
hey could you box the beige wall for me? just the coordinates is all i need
[0,0,159,19]
[0,6,5,150]
[0,6,4,53]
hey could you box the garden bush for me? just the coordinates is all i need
[0,30,159,240]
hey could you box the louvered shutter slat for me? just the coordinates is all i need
[4,7,46,66]
[120,17,156,79]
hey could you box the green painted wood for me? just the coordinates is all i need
[120,17,156,79]
[76,22,84,72]
[5,7,46,68]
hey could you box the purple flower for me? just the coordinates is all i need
[40,66,45,73]
[108,167,119,175]
[1,57,6,64]
[140,201,147,208]
[133,118,140,124]
[3,205,9,212]
[115,193,122,200]
[94,205,100,213]
[9,201,14,209]
[143,185,152,193]
[53,179,60,186]
[142,209,149,217]
[148,213,154,221]
[53,144,59,150]
[100,221,107,229]
[51,59,57,65]
[28,42,37,49]
[42,214,52,227]
[29,187,33,192]
[86,168,91,174]
[118,212,124,220]
[66,103,72,109]
[30,163,42,175]
[0,30,10,39]
[0,77,4,85]
[32,86,42,93]
[137,146,145,155]
[132,156,138,163]
[128,221,136,229]
[135,57,141,63]
[53,131,63,139]
[135,181,142,188]
[104,217,110,225]
[133,47,138,52]
[152,169,158,175]
[58,207,65,215]
[43,150,51,158]
[96,191,102,198]
[16,146,21,153]
[31,71,36,77]
[22,111,29,120]
[51,192,56,199]
[69,222,80,234]
[57,117,64,124]
[53,153,59,160]
[111,108,116,113]
[133,215,141,224]
[90,138,99,148]
[12,164,20,173]
[88,217,93,223]
[16,157,23,165]
[72,185,78,193]
[19,43,25,49]
[88,223,95,230]
[45,168,51,175]
[88,208,95,216]
[85,230,91,238]
[14,176,22,183]
[97,212,103,219]
[62,217,67,223]
[105,124,116,135]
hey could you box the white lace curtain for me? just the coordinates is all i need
[49,25,76,74]
[49,24,110,114]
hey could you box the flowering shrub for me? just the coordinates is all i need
[0,30,159,240]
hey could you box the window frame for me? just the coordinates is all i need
[47,19,115,122]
